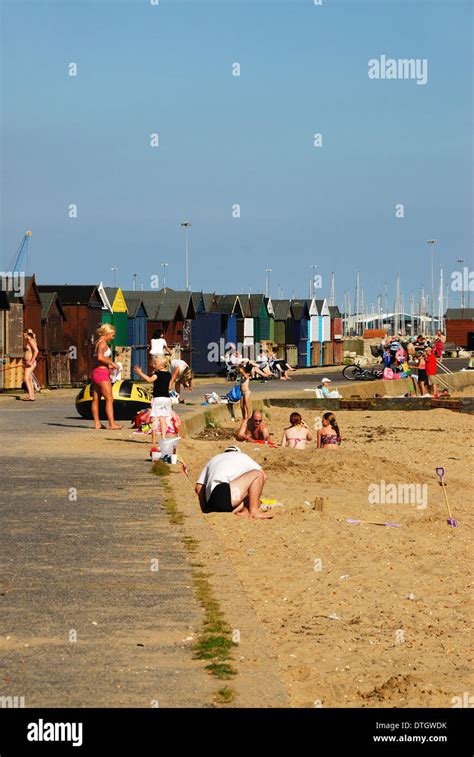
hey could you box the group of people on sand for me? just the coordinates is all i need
[236,409,341,449]
[194,410,342,519]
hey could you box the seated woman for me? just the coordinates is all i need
[280,412,313,449]
[317,412,341,449]
[268,350,296,380]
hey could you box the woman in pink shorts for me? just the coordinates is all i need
[91,324,122,430]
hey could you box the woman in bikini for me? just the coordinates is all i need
[317,412,341,450]
[280,412,313,449]
[237,361,254,419]
[91,324,122,430]
[22,329,39,401]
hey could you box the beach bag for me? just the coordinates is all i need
[133,409,151,428]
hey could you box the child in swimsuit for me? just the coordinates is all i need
[317,412,341,449]
[280,412,313,449]
[237,361,253,419]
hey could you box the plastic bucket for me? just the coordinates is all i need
[159,436,181,459]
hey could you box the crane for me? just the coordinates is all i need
[8,231,32,273]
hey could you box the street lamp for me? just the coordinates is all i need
[426,240,437,335]
[311,264,317,298]
[161,262,168,292]
[132,273,137,291]
[111,267,118,287]
[265,269,272,297]
[181,221,192,291]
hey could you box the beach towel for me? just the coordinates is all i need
[226,385,242,403]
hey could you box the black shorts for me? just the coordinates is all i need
[204,483,233,513]
[417,369,428,383]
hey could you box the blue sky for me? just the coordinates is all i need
[1,0,472,309]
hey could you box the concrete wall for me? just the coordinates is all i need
[180,370,474,436]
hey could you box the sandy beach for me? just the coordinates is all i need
[171,407,473,708]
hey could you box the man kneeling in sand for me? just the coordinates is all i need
[235,410,269,443]
[195,446,272,519]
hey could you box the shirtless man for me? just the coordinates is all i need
[235,410,269,442]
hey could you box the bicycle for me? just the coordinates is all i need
[342,362,384,381]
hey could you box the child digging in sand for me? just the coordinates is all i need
[317,412,341,449]
[134,356,176,444]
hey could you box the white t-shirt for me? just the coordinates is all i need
[150,337,168,355]
[197,452,261,502]
[170,359,188,374]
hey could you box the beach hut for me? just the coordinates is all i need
[290,300,310,368]
[125,297,148,374]
[310,299,331,343]
[191,292,222,374]
[38,285,104,383]
[271,300,293,359]
[101,287,129,346]
[0,281,24,388]
[329,305,343,341]
[39,291,70,386]
[247,294,274,347]
[238,295,255,349]
[132,290,190,364]
[214,294,245,350]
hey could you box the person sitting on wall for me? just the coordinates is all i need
[235,409,270,442]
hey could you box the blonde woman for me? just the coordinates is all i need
[134,355,175,444]
[22,328,39,401]
[91,324,122,430]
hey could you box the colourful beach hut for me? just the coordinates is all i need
[101,287,129,346]
[309,298,331,344]
[247,294,274,346]
[125,296,148,374]
[191,292,222,374]
[215,295,245,350]
[272,300,294,359]
[290,300,310,368]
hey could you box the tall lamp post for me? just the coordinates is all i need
[132,273,137,291]
[161,262,168,292]
[310,264,317,299]
[181,221,192,291]
[426,239,437,335]
[265,269,272,297]
[111,267,118,287]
